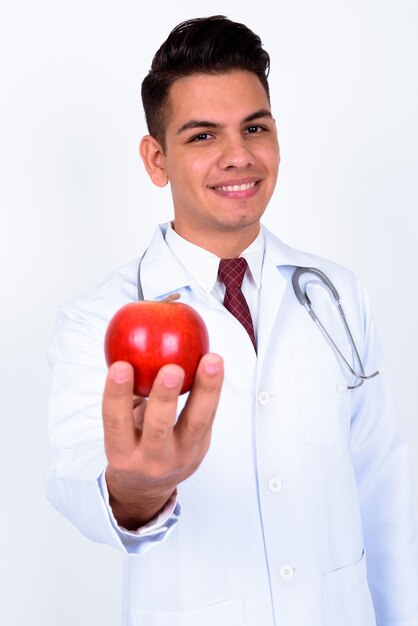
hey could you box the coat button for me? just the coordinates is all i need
[279,564,295,580]
[268,477,283,493]
[257,390,271,406]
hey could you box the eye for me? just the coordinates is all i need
[189,132,213,142]
[245,125,265,134]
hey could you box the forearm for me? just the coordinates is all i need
[105,466,177,529]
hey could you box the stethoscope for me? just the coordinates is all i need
[137,256,380,391]
[292,267,380,390]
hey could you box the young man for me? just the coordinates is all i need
[47,16,418,626]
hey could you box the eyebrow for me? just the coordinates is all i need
[176,109,273,135]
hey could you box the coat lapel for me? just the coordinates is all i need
[139,224,191,300]
[257,256,287,361]
[138,224,224,313]
[257,227,325,361]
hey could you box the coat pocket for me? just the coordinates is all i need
[292,344,352,447]
[324,550,376,626]
[131,597,246,626]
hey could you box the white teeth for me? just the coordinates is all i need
[216,182,256,192]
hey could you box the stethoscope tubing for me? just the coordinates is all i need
[292,267,380,389]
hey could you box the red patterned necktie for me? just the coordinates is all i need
[218,257,257,352]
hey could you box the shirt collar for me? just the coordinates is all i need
[140,222,322,301]
[165,223,264,293]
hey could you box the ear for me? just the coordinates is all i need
[139,135,169,187]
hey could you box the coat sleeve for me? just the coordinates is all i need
[46,305,180,556]
[349,280,418,625]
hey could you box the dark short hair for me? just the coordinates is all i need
[141,15,271,150]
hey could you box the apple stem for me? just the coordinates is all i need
[163,293,181,303]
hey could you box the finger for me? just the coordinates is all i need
[102,361,138,463]
[133,396,147,431]
[175,353,224,449]
[141,364,185,455]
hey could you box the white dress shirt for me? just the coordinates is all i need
[165,222,264,337]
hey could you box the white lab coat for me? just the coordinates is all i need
[47,223,418,626]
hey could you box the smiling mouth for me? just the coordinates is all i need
[213,181,257,192]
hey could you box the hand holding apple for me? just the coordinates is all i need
[102,353,224,529]
[102,294,224,529]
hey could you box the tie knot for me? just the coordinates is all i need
[218,257,248,289]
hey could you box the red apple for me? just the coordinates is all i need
[104,294,209,396]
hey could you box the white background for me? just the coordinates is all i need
[1,1,417,624]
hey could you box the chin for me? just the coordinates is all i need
[219,210,264,230]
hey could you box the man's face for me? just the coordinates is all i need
[143,70,280,253]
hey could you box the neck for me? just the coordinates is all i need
[171,222,261,258]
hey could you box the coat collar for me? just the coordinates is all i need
[139,223,322,301]
[139,223,190,300]
[262,225,323,270]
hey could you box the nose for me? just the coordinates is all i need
[217,135,256,170]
